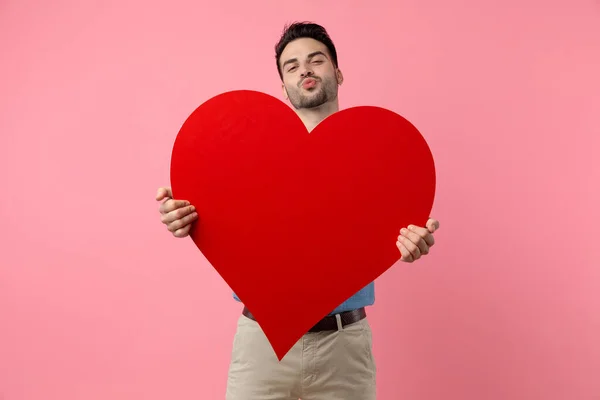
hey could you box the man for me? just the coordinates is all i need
[156,22,440,400]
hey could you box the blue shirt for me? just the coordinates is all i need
[232,281,375,315]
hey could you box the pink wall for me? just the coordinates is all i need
[1,0,599,399]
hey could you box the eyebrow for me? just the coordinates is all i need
[281,51,328,69]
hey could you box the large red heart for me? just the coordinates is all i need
[170,90,435,360]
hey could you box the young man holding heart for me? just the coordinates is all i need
[156,22,439,400]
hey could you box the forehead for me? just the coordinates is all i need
[280,38,330,64]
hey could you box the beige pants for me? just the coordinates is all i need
[225,313,376,400]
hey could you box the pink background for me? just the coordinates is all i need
[1,0,599,399]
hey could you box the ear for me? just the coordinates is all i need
[336,69,344,85]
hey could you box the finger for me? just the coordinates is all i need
[407,224,435,248]
[173,224,192,238]
[427,218,440,233]
[396,240,414,263]
[155,187,173,201]
[167,210,199,232]
[401,227,430,255]
[160,199,191,215]
[398,234,421,260]
[161,206,197,229]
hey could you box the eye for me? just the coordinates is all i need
[312,59,324,64]
[287,66,297,72]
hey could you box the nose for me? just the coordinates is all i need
[300,67,314,78]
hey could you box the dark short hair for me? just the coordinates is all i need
[274,22,339,80]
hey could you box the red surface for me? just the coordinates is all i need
[170,90,436,359]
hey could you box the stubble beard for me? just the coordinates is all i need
[287,77,338,110]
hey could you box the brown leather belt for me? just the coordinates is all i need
[242,306,366,332]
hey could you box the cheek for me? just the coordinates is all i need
[316,66,335,79]
[282,82,293,98]
[283,78,297,91]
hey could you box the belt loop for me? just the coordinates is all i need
[335,314,343,331]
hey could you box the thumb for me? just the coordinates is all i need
[426,218,439,233]
[155,187,173,201]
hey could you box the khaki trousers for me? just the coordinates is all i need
[225,313,376,400]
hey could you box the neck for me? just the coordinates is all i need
[296,99,339,132]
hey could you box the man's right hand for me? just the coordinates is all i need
[156,186,198,238]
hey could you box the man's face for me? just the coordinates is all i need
[279,38,342,110]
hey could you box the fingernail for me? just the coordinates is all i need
[408,225,414,230]
[191,206,196,211]
[401,228,407,234]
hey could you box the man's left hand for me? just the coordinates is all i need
[396,218,440,263]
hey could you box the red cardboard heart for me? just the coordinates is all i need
[170,90,436,360]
